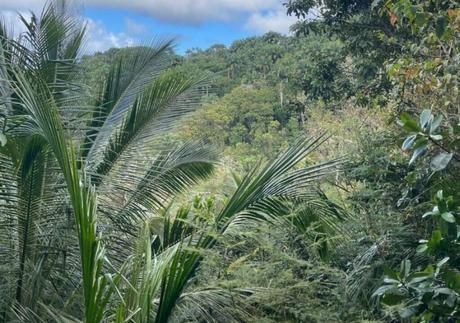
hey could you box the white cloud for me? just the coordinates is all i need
[83,18,136,54]
[0,0,290,27]
[245,9,297,34]
[0,0,42,12]
[0,0,297,38]
[0,10,30,36]
[1,9,137,54]
[124,17,147,35]
[85,0,282,24]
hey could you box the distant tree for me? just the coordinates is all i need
[179,84,300,165]
[273,35,349,103]
[284,0,407,97]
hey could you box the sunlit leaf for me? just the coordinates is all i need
[430,152,453,172]
[402,134,416,150]
[409,145,426,164]
[419,109,432,130]
[441,212,455,223]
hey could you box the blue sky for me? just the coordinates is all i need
[0,0,295,54]
[84,7,254,53]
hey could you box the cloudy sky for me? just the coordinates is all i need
[0,0,296,54]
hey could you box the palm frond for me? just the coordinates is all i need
[113,220,180,323]
[100,141,216,236]
[16,1,85,93]
[15,136,47,305]
[88,70,211,183]
[152,134,342,322]
[84,40,175,165]
[9,60,112,323]
[0,150,19,316]
[171,287,252,323]
[219,134,343,232]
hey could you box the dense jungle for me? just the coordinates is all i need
[0,0,459,322]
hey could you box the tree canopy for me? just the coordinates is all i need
[0,0,459,322]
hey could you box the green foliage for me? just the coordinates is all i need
[0,3,344,322]
[0,0,457,321]
[196,219,368,322]
[179,85,298,167]
[373,258,459,321]
[285,0,403,98]
[273,36,349,102]
[0,2,213,321]
[399,109,451,168]
[369,2,460,321]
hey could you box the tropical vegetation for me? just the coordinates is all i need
[0,0,459,322]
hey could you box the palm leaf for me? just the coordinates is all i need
[113,220,180,323]
[0,150,19,317]
[219,135,343,232]
[152,134,342,322]
[16,1,85,94]
[84,40,175,166]
[99,141,216,236]
[170,287,252,323]
[9,59,112,322]
[88,70,211,182]
[15,136,47,305]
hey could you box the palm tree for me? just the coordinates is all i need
[0,2,342,322]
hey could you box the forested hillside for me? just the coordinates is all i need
[81,32,363,168]
[0,0,459,322]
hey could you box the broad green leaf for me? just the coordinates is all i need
[372,284,398,297]
[429,134,442,141]
[422,211,435,218]
[419,109,432,130]
[430,152,453,172]
[400,304,421,319]
[381,292,405,306]
[436,190,444,200]
[409,145,426,164]
[441,212,455,223]
[444,270,460,292]
[428,230,442,249]
[400,259,411,277]
[416,244,428,253]
[430,115,443,133]
[413,137,428,149]
[383,265,399,280]
[402,134,417,150]
[437,257,450,268]
[424,264,435,274]
[436,288,455,297]
[384,277,400,284]
[408,274,430,284]
[400,113,420,132]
